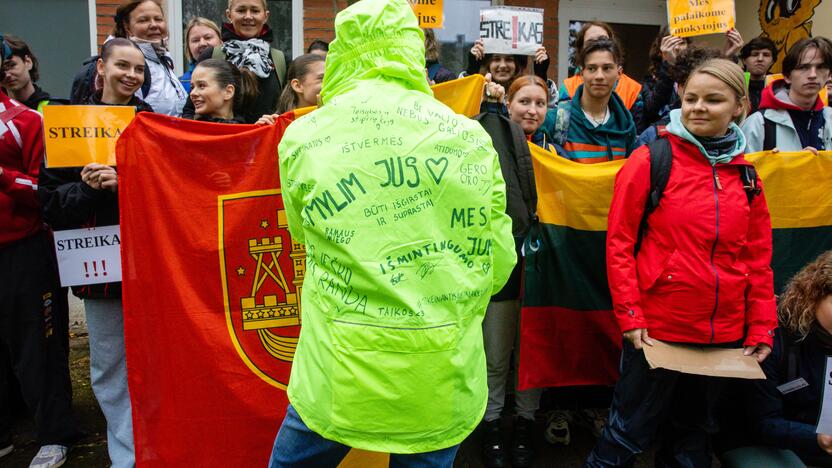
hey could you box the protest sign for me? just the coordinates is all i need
[409,0,442,28]
[667,0,735,38]
[818,357,832,434]
[479,7,543,55]
[643,340,765,379]
[53,225,122,287]
[43,105,135,168]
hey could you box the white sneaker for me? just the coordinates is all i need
[29,444,68,468]
[0,443,13,458]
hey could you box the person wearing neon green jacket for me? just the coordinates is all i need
[267,0,516,465]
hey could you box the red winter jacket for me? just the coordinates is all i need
[607,133,776,348]
[0,91,44,247]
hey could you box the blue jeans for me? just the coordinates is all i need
[268,404,460,467]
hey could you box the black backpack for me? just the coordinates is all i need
[763,117,777,151]
[70,55,152,104]
[473,111,537,235]
[636,137,761,252]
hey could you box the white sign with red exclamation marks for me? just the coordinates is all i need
[479,6,544,56]
[52,225,123,287]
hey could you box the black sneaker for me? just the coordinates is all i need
[481,419,508,468]
[512,416,535,468]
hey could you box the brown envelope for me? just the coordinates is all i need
[642,339,766,379]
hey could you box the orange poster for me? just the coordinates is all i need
[667,0,735,38]
[409,0,443,28]
[43,105,136,168]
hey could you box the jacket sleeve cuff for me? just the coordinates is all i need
[79,180,105,198]
[617,306,648,333]
[744,328,775,348]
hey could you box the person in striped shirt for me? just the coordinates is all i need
[537,39,637,163]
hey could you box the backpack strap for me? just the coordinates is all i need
[507,115,538,221]
[739,165,761,204]
[763,116,777,151]
[635,137,672,255]
[552,98,572,147]
[141,64,152,98]
[270,48,287,87]
[778,331,801,383]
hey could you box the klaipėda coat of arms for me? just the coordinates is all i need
[219,189,305,389]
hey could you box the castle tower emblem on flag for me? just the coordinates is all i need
[219,190,303,389]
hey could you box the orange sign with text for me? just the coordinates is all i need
[667,0,735,38]
[43,105,136,168]
[409,0,443,28]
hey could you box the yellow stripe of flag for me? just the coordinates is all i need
[746,151,832,229]
[531,144,623,231]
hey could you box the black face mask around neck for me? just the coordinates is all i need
[811,321,832,349]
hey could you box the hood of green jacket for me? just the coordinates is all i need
[320,0,432,104]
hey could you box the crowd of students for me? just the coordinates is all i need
[1,0,832,466]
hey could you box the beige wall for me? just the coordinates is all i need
[733,0,830,73]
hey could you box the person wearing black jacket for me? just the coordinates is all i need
[724,250,832,467]
[39,38,153,468]
[476,75,542,468]
[0,35,68,112]
[181,0,289,123]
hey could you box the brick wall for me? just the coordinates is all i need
[95,1,121,48]
[302,0,349,50]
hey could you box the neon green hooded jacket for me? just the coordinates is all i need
[277,0,516,454]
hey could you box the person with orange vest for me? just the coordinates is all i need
[559,22,643,128]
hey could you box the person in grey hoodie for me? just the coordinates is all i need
[742,37,832,154]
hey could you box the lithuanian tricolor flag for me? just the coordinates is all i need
[746,151,832,293]
[517,148,832,390]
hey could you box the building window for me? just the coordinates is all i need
[433,0,492,76]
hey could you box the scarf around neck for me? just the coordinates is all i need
[693,128,740,165]
[222,39,272,79]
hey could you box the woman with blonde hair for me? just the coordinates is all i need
[586,58,777,467]
[182,0,289,123]
[180,17,222,92]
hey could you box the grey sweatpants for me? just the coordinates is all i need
[482,299,542,421]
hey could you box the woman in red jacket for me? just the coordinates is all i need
[585,59,778,467]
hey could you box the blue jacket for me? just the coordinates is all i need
[179,61,196,93]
